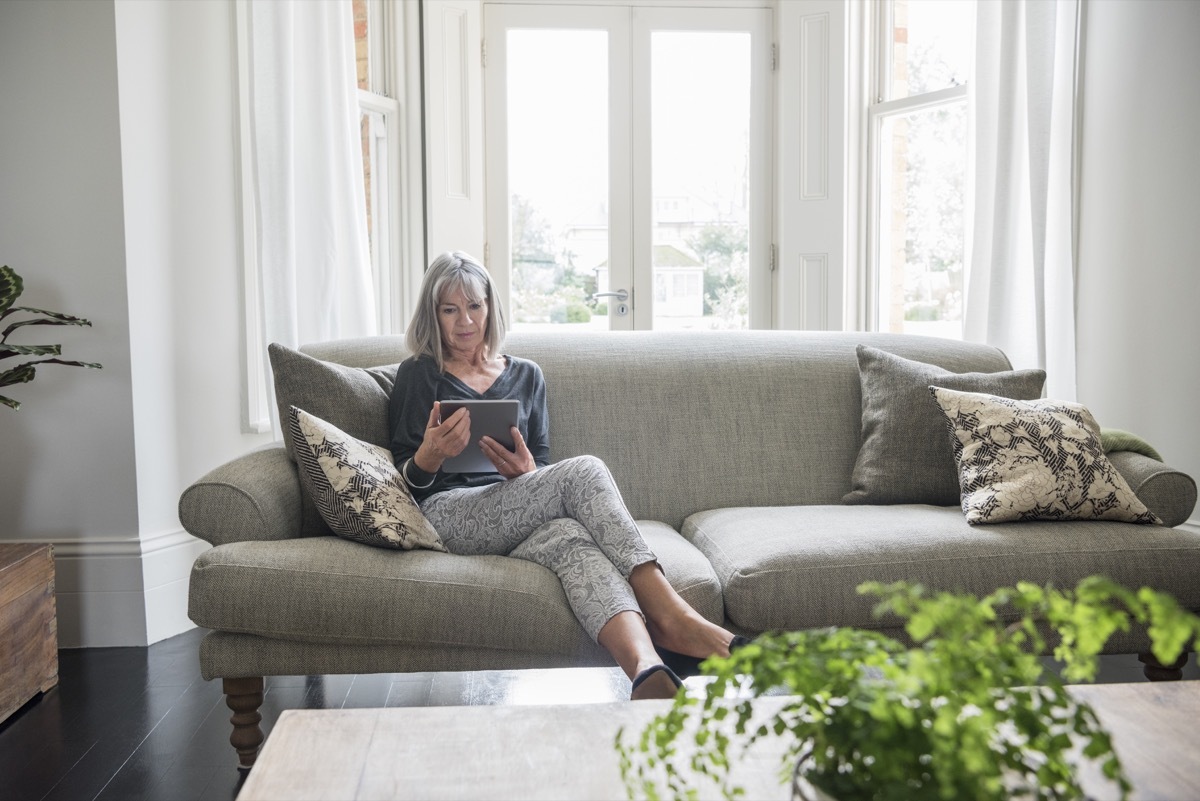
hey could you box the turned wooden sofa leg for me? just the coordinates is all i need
[1138,651,1189,681]
[224,676,265,770]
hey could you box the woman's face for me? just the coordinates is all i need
[437,284,488,357]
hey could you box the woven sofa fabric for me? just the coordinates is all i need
[189,537,594,656]
[197,631,612,681]
[178,446,303,546]
[683,504,1200,641]
[306,331,1015,529]
[1107,450,1198,528]
[188,521,718,658]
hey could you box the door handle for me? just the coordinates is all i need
[590,289,629,302]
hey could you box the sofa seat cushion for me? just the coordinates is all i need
[189,521,722,659]
[683,505,1200,634]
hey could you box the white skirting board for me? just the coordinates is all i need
[24,530,209,648]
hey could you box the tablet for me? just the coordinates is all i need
[438,399,521,473]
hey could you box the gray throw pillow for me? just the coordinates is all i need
[268,343,400,535]
[843,345,1046,506]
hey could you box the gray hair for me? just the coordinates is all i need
[406,251,507,371]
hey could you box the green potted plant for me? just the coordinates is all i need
[617,576,1200,801]
[1,265,101,410]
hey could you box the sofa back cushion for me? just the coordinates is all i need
[303,330,1012,530]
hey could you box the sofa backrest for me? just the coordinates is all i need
[303,331,1012,529]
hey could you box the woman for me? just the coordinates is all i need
[389,251,744,700]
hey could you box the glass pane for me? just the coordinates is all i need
[360,109,387,287]
[507,30,610,331]
[650,31,751,330]
[890,0,973,99]
[353,0,369,91]
[877,100,966,338]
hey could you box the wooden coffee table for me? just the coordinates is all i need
[237,680,1200,801]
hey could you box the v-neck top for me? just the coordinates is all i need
[388,353,550,501]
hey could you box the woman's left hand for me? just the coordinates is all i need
[480,426,537,479]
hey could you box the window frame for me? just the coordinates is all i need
[480,2,774,332]
[355,0,400,335]
[863,0,971,335]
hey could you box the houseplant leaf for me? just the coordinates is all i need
[0,265,22,317]
[0,359,103,391]
[0,344,62,360]
[2,307,94,338]
[618,578,1200,801]
[0,266,102,410]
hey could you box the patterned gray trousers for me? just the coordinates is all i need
[419,455,656,641]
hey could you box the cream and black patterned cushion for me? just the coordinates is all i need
[929,387,1161,526]
[288,406,446,551]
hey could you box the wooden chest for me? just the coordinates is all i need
[0,543,58,724]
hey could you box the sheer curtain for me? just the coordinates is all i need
[965,0,1080,400]
[243,0,377,427]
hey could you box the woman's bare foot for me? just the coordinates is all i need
[629,564,736,659]
[646,612,735,660]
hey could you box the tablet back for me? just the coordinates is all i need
[439,399,520,473]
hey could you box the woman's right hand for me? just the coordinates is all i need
[413,401,471,473]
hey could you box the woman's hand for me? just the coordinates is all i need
[413,402,471,473]
[480,426,536,479]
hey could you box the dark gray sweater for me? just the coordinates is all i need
[388,354,550,502]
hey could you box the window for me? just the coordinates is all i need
[867,0,975,338]
[352,0,402,332]
[482,4,772,332]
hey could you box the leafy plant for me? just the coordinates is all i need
[1,265,101,410]
[617,577,1200,801]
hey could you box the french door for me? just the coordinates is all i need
[483,3,773,331]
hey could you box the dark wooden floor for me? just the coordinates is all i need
[1,627,1195,801]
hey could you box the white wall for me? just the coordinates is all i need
[1075,0,1200,526]
[1,0,271,647]
[0,0,147,645]
[113,0,272,643]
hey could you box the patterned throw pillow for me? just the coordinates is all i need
[288,406,446,551]
[928,387,1161,526]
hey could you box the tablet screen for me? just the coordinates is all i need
[438,399,520,473]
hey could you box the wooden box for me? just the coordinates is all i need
[0,543,58,724]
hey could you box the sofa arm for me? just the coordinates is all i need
[179,445,303,545]
[1108,450,1197,528]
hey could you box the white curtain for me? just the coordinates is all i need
[246,0,377,353]
[965,0,1080,400]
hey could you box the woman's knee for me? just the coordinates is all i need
[555,454,612,482]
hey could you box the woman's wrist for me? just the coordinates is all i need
[412,444,442,475]
[401,458,437,489]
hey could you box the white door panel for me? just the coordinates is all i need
[425,0,486,263]
[484,3,772,331]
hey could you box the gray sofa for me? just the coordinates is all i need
[181,331,1199,768]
